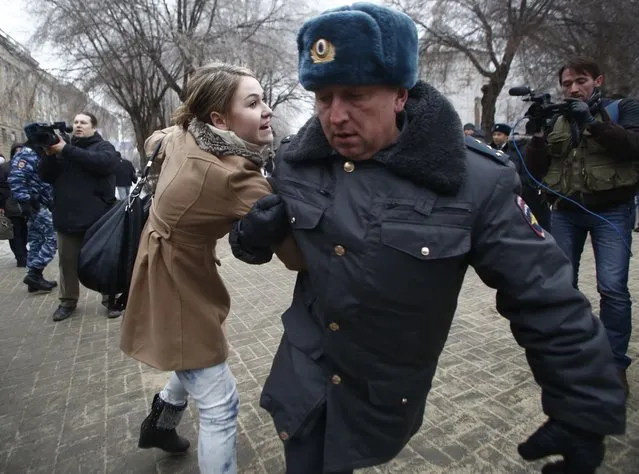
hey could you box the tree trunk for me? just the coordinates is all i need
[480,76,505,138]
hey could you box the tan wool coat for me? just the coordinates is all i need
[120,121,304,371]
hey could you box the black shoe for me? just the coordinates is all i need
[32,268,57,289]
[102,295,122,319]
[52,305,76,322]
[23,271,53,294]
[139,394,190,454]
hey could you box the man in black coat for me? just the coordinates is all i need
[230,4,625,474]
[114,153,137,200]
[39,111,120,321]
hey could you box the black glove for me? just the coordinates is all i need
[229,221,273,265]
[566,98,596,128]
[518,419,605,474]
[236,194,289,248]
[526,103,547,134]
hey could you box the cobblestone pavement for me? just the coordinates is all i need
[0,236,637,474]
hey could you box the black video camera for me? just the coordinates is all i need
[24,121,72,148]
[508,86,570,123]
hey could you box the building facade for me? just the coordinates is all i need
[421,51,545,136]
[0,28,119,158]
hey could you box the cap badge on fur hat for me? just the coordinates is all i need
[311,39,336,64]
[297,2,418,90]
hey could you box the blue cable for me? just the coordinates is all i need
[509,117,633,255]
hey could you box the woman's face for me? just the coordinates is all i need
[213,76,273,146]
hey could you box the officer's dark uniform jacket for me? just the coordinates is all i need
[259,82,625,472]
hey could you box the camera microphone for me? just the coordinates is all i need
[508,86,532,96]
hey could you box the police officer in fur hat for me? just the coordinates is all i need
[230,3,625,473]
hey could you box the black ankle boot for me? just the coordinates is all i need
[23,269,53,293]
[33,268,57,289]
[139,393,190,454]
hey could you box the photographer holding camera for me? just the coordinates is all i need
[525,56,639,396]
[39,112,120,322]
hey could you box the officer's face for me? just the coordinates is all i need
[73,114,96,138]
[492,131,508,146]
[561,68,603,101]
[315,85,408,161]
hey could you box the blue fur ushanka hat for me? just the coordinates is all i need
[297,3,419,90]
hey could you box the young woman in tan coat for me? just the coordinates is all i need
[120,63,303,473]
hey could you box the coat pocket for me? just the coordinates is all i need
[367,366,436,407]
[286,199,325,230]
[364,220,471,304]
[584,165,617,192]
[381,221,470,260]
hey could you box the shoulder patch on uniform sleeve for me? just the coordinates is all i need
[17,159,26,169]
[464,135,510,166]
[516,195,545,238]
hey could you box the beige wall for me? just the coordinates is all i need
[0,31,118,158]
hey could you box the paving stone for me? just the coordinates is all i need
[1,237,638,473]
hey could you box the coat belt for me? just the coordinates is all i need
[147,210,213,245]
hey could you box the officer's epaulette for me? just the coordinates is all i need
[464,135,510,166]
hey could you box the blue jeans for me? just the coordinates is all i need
[160,362,239,474]
[551,202,633,368]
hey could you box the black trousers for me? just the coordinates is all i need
[284,409,353,474]
[8,216,28,265]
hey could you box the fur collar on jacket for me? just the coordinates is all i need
[281,81,467,195]
[188,119,266,168]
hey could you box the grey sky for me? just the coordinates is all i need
[0,0,380,71]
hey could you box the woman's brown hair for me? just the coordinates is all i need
[173,63,256,129]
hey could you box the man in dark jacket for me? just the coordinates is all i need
[525,56,639,396]
[40,111,120,321]
[229,4,626,474]
[114,153,137,200]
[0,144,28,266]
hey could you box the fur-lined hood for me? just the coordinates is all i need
[281,81,467,195]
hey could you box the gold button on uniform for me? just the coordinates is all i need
[328,322,340,331]
[331,374,342,385]
[334,245,346,256]
[401,398,408,404]
[343,161,355,173]
[279,431,289,441]
[420,247,430,256]
[290,217,296,224]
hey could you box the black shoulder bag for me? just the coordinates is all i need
[78,140,163,308]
